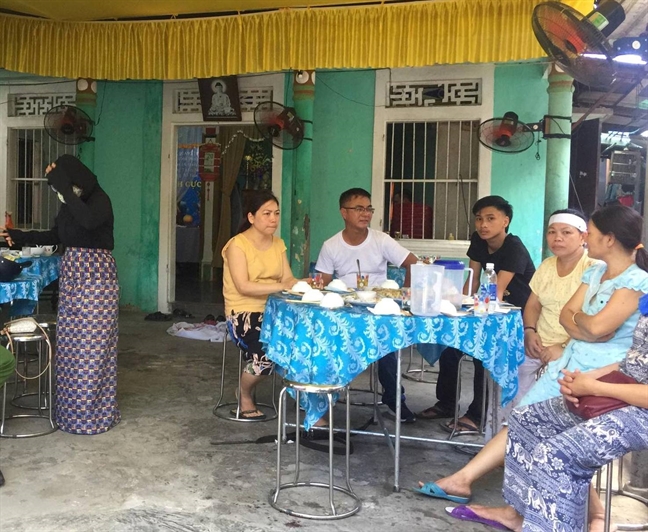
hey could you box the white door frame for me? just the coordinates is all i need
[371,65,494,258]
[159,74,284,311]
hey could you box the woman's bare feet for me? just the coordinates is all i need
[468,505,524,532]
[418,472,472,499]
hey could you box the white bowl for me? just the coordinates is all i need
[302,289,324,302]
[356,290,377,302]
[380,279,400,289]
[320,292,345,309]
[326,279,348,292]
[369,298,401,315]
[291,281,312,294]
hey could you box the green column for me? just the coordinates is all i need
[75,78,97,170]
[543,66,574,258]
[290,70,315,278]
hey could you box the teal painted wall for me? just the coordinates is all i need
[308,70,376,263]
[280,70,376,266]
[491,63,549,265]
[93,81,163,311]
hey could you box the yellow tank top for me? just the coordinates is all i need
[222,233,287,314]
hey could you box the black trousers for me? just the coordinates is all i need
[435,347,487,424]
[377,352,405,408]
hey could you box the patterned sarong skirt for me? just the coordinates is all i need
[55,247,121,434]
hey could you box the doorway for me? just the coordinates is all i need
[173,125,273,309]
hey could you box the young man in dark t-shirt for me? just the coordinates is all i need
[418,196,535,432]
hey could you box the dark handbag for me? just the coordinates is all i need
[565,370,638,420]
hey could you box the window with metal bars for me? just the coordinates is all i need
[383,120,479,241]
[7,129,76,230]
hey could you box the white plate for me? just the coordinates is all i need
[324,287,354,295]
[368,308,403,316]
[346,299,374,307]
[441,309,472,317]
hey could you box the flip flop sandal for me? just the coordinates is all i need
[144,311,172,321]
[417,405,453,420]
[173,308,194,318]
[229,408,267,420]
[413,482,471,504]
[297,429,354,456]
[440,419,480,434]
[445,506,512,531]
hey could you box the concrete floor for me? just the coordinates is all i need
[1,306,646,531]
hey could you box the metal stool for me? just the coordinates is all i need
[338,360,381,407]
[402,345,439,383]
[1,325,57,438]
[594,455,648,532]
[446,354,487,455]
[270,380,361,520]
[10,319,56,411]
[213,330,277,422]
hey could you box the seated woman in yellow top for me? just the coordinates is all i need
[222,190,298,419]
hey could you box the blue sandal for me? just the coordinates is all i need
[413,482,471,504]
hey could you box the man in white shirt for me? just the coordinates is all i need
[316,188,419,422]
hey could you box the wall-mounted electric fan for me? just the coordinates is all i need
[253,101,305,150]
[478,112,538,153]
[532,0,626,88]
[43,105,95,145]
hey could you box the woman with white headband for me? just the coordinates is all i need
[417,205,648,532]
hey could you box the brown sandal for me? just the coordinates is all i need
[229,408,267,420]
[417,405,453,420]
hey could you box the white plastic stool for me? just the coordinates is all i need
[270,380,361,520]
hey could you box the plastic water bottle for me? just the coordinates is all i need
[483,262,498,313]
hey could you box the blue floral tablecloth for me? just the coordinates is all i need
[0,256,61,316]
[261,293,524,429]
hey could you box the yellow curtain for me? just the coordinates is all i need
[0,0,593,81]
[211,126,259,269]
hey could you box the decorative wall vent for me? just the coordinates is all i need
[388,80,481,107]
[9,94,76,117]
[174,87,273,114]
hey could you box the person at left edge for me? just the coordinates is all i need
[1,154,120,435]
[316,187,419,423]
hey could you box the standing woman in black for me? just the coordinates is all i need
[1,154,120,434]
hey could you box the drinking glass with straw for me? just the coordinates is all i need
[356,259,369,290]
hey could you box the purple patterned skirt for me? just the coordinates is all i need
[55,247,121,434]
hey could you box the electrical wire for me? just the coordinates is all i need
[94,80,108,126]
[315,75,384,107]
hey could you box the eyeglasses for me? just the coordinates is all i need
[342,206,375,214]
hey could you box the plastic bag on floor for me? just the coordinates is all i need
[166,321,227,342]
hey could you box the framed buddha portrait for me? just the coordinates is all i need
[198,76,242,122]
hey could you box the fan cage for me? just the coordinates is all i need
[532,2,616,88]
[43,105,94,146]
[253,101,304,150]
[478,118,535,153]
